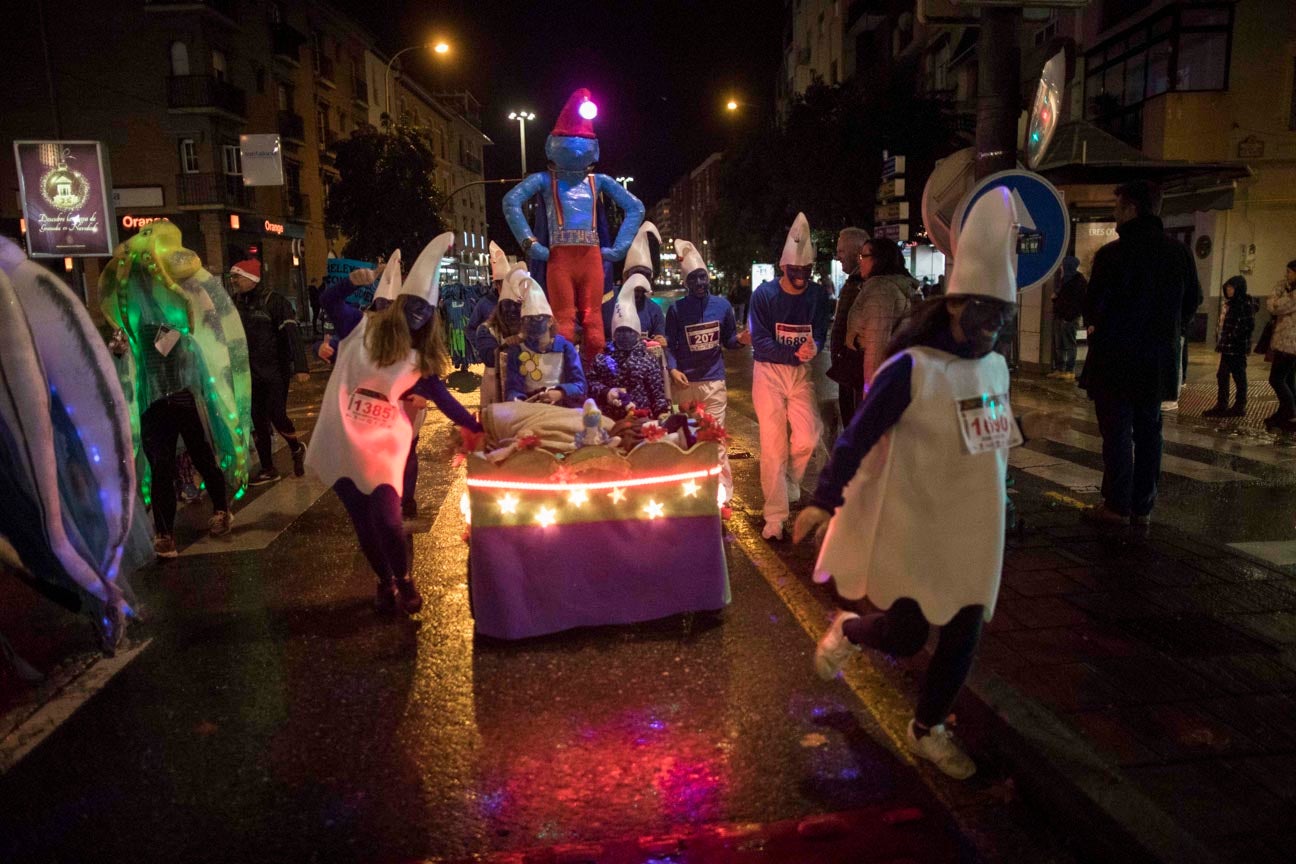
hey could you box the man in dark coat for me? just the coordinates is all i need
[826,227,870,426]
[1079,181,1202,527]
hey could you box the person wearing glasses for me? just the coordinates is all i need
[742,212,833,541]
[844,238,919,400]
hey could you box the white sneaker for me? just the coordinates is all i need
[815,611,862,680]
[761,520,784,540]
[907,720,976,780]
[786,482,802,505]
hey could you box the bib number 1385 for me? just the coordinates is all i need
[957,393,1022,454]
[347,387,398,427]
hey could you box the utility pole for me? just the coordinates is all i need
[974,7,1022,181]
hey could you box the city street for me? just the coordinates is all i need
[3,347,1295,863]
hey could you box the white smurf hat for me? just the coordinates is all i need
[947,187,1019,304]
[373,248,402,303]
[674,239,707,279]
[500,263,530,304]
[489,241,510,282]
[611,274,649,334]
[521,280,553,317]
[624,221,661,278]
[402,232,455,307]
[779,212,814,268]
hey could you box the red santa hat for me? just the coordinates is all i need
[230,259,260,283]
[551,89,597,139]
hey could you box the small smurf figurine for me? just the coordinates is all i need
[574,398,611,448]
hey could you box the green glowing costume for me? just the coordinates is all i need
[99,220,253,505]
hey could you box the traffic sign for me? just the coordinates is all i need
[875,223,909,242]
[876,178,905,201]
[882,154,906,179]
[951,169,1070,292]
[875,201,910,223]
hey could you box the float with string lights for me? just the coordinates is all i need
[462,437,730,640]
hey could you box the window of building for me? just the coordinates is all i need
[285,161,302,193]
[221,144,242,176]
[211,49,227,83]
[1290,59,1296,131]
[311,31,323,74]
[268,1,282,25]
[254,65,266,93]
[277,82,292,112]
[170,41,189,76]
[180,139,199,173]
[1175,30,1229,91]
[316,105,329,148]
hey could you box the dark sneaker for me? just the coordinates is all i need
[1081,503,1129,527]
[290,442,306,477]
[396,577,423,615]
[153,534,178,559]
[248,468,281,486]
[208,510,233,536]
[1131,513,1152,527]
[374,581,397,615]
[1225,402,1247,417]
[1201,404,1229,418]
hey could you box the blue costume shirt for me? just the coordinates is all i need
[748,278,832,366]
[664,294,741,381]
[504,335,587,407]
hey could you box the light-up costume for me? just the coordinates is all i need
[502,89,645,360]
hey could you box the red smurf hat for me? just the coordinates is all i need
[551,89,597,138]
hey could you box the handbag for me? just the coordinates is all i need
[1255,318,1275,357]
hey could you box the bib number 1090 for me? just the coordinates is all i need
[956,393,1022,454]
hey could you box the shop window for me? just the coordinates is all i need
[180,139,199,174]
[170,41,189,76]
[221,144,242,176]
[211,49,227,83]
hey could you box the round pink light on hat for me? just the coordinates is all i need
[578,99,598,120]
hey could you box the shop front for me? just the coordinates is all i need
[225,212,308,317]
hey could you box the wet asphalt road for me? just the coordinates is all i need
[4,344,1292,863]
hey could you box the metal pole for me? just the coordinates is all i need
[974,7,1021,181]
[384,45,417,119]
[518,118,527,176]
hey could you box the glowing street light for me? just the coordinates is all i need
[384,40,454,118]
[508,110,536,174]
[726,99,739,111]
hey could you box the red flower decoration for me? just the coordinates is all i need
[642,423,667,442]
[632,408,652,419]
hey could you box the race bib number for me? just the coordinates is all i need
[685,321,720,352]
[957,393,1023,455]
[347,387,399,428]
[775,323,812,348]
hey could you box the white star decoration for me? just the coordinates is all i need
[535,506,557,528]
[681,480,700,498]
[643,500,665,520]
[497,493,519,515]
[567,488,589,507]
[609,487,627,504]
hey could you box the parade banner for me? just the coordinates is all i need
[14,141,117,258]
[326,257,378,307]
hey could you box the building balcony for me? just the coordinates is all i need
[271,22,306,65]
[167,75,247,119]
[283,190,310,220]
[278,110,306,145]
[315,55,336,89]
[144,0,236,24]
[176,172,253,209]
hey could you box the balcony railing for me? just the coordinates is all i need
[283,190,310,220]
[278,110,306,144]
[167,75,247,118]
[144,0,236,22]
[272,22,306,64]
[176,172,253,208]
[315,54,335,87]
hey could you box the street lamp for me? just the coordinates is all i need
[615,176,634,190]
[385,40,453,118]
[726,99,739,111]
[508,110,536,175]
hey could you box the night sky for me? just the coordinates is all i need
[336,0,785,239]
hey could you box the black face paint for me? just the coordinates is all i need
[954,297,1016,356]
[784,265,812,286]
[523,315,553,349]
[499,299,522,330]
[403,297,434,332]
[612,327,640,351]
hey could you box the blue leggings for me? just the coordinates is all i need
[333,479,406,583]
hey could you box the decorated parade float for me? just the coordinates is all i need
[460,400,730,640]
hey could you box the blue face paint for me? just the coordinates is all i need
[953,297,1015,356]
[499,299,522,331]
[523,315,553,349]
[403,297,434,332]
[685,270,710,299]
[612,327,640,351]
[783,264,812,286]
[545,134,600,171]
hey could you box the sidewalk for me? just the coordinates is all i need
[966,484,1296,863]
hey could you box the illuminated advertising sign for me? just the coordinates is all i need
[14,140,117,258]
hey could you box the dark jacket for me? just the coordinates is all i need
[1078,214,1202,401]
[235,286,309,382]
[1053,272,1087,321]
[1216,293,1257,356]
[827,272,865,388]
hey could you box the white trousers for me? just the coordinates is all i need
[751,361,822,525]
[672,378,732,503]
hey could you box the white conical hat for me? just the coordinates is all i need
[500,263,530,304]
[521,280,553,317]
[946,187,1019,304]
[402,231,455,307]
[779,212,814,268]
[373,248,402,302]
[489,241,510,281]
[612,274,649,334]
[624,221,661,275]
[674,239,707,278]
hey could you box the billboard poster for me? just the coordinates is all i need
[14,140,117,258]
[326,257,378,308]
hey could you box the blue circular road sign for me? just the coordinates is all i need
[952,170,1070,292]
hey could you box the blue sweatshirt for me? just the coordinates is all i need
[664,294,741,381]
[748,278,832,365]
[504,334,587,407]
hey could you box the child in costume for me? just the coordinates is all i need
[664,238,744,502]
[601,222,665,340]
[795,189,1057,780]
[504,282,587,407]
[588,274,671,421]
[475,263,528,410]
[305,234,481,614]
